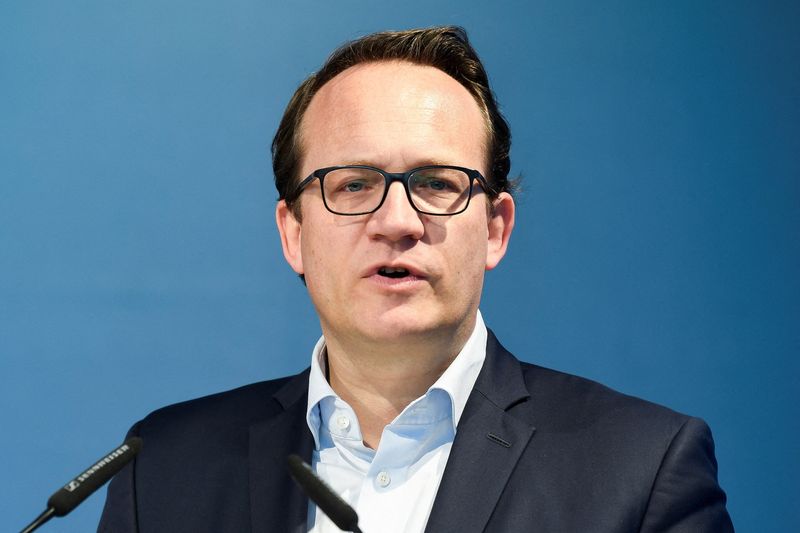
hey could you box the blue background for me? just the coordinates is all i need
[2,1,797,531]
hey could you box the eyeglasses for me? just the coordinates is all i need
[289,165,490,216]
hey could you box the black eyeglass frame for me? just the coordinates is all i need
[288,164,491,216]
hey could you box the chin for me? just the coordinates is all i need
[355,305,460,342]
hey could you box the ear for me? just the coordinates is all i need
[485,192,515,271]
[276,200,304,275]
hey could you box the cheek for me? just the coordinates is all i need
[300,221,354,294]
[302,247,338,310]
[299,226,329,288]
[448,222,489,283]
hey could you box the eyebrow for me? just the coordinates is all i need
[342,159,456,169]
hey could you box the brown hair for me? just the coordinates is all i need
[272,26,514,211]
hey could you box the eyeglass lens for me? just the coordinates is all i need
[322,167,472,214]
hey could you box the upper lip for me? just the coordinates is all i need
[363,261,427,278]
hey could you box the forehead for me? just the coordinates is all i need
[299,61,488,172]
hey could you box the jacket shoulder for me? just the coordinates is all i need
[516,360,692,436]
[476,336,733,531]
[135,370,308,443]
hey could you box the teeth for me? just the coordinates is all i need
[379,267,409,278]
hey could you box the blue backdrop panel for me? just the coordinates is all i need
[1,1,797,531]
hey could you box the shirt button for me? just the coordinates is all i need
[376,471,391,487]
[336,415,350,431]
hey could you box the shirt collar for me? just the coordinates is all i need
[306,335,336,449]
[305,310,488,449]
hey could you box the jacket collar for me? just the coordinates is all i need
[249,369,314,533]
[425,329,537,533]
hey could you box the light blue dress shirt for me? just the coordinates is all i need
[305,311,488,533]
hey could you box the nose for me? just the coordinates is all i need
[365,182,425,242]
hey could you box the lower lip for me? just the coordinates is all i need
[368,274,426,289]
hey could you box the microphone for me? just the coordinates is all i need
[20,437,142,533]
[287,454,363,533]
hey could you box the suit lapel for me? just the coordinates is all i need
[425,331,536,533]
[249,370,314,533]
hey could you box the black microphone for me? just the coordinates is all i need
[20,437,142,533]
[287,454,363,533]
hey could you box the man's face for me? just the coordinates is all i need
[276,61,514,346]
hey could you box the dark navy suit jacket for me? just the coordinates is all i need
[98,331,733,532]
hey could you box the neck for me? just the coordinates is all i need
[323,317,476,449]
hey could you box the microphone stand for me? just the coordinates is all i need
[20,508,55,533]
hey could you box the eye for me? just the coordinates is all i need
[414,175,456,191]
[342,180,367,192]
[324,168,383,201]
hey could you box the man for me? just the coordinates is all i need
[99,27,733,532]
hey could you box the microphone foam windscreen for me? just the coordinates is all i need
[287,454,359,531]
[47,437,142,516]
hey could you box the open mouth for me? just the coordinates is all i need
[378,266,410,279]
